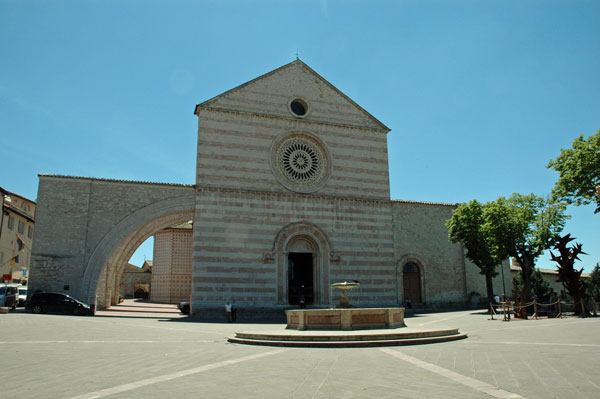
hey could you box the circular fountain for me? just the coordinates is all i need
[230,283,467,347]
[284,281,406,331]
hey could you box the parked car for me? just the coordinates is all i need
[18,287,27,306]
[26,293,93,315]
[0,284,19,309]
[178,301,190,315]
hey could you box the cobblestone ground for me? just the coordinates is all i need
[1,304,599,399]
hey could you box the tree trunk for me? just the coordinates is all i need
[485,271,495,313]
[520,259,534,305]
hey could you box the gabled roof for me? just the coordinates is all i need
[194,59,390,132]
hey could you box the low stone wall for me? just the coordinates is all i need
[285,308,405,330]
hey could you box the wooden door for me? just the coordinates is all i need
[403,263,421,303]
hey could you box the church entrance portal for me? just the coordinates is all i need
[288,252,314,305]
[403,262,422,303]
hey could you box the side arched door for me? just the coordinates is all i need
[403,262,422,303]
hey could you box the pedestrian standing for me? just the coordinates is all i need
[231,299,237,322]
[225,301,232,322]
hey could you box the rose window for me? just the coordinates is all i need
[272,133,330,193]
[282,142,319,181]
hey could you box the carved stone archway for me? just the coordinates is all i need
[272,221,331,305]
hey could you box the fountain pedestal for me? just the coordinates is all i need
[285,308,406,330]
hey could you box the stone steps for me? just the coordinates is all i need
[228,328,467,348]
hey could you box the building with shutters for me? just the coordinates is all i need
[1,186,35,285]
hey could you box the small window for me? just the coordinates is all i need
[290,98,308,117]
[18,220,25,234]
[28,225,33,239]
[7,215,14,230]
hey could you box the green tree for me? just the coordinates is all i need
[589,263,600,302]
[512,270,557,304]
[547,130,600,213]
[446,200,502,307]
[484,193,568,304]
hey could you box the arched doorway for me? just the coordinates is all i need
[272,221,332,306]
[286,237,316,306]
[402,262,422,303]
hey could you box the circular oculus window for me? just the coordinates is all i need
[271,133,330,193]
[289,98,308,117]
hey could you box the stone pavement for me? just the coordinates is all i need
[1,307,599,398]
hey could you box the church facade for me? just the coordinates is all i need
[29,60,510,314]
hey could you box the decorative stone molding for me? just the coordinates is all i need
[195,105,390,134]
[262,251,275,263]
[195,186,392,205]
[272,221,332,305]
[329,252,341,262]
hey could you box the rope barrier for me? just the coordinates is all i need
[485,299,585,321]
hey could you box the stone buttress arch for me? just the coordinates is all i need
[105,211,194,307]
[272,221,332,305]
[81,195,195,307]
[396,253,427,304]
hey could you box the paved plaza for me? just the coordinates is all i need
[1,303,599,398]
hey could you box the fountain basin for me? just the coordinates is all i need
[286,307,405,330]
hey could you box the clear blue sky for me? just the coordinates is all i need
[1,1,598,270]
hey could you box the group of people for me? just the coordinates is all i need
[225,300,237,322]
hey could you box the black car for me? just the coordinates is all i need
[178,301,190,315]
[26,293,93,315]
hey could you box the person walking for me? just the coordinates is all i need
[225,301,232,322]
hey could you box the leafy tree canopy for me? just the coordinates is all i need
[548,130,600,213]
[485,193,568,262]
[446,199,503,303]
[446,200,500,275]
[483,193,568,303]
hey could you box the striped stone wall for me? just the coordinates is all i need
[195,62,390,201]
[196,111,390,200]
[191,188,396,311]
